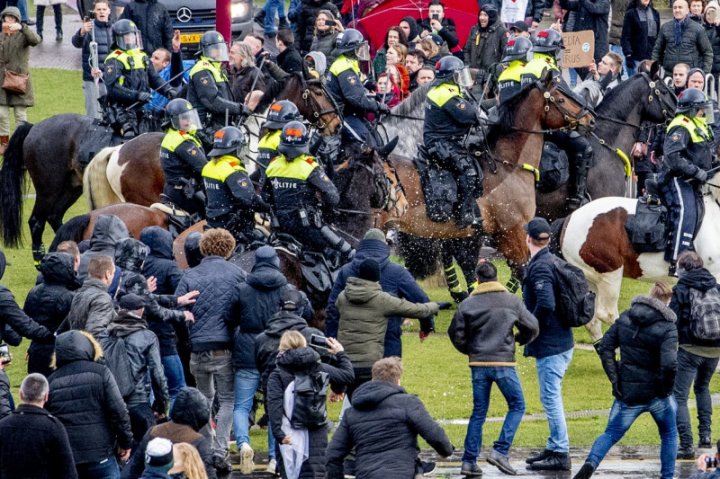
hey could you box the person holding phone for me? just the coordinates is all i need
[310,9,341,60]
[72,0,112,119]
[418,0,459,57]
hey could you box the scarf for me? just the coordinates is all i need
[674,16,687,46]
[638,6,658,39]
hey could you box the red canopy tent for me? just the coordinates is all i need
[354,0,479,53]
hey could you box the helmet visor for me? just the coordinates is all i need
[355,43,370,62]
[704,101,716,125]
[204,42,229,62]
[172,109,201,133]
[453,67,473,88]
[118,31,142,50]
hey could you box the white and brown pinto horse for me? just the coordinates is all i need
[558,176,720,341]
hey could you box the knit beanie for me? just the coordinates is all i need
[255,245,281,269]
[363,228,387,243]
[357,258,381,282]
[145,437,174,472]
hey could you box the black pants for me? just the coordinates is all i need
[163,183,203,216]
[277,214,332,253]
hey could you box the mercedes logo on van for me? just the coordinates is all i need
[177,7,192,22]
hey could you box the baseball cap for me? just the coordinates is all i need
[524,217,551,240]
[509,21,529,33]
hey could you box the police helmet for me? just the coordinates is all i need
[165,99,201,133]
[336,29,370,60]
[676,87,707,117]
[531,29,564,54]
[278,121,310,159]
[200,31,229,62]
[208,126,246,157]
[112,19,142,51]
[435,55,466,84]
[265,100,301,130]
[502,36,532,63]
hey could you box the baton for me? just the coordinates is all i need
[126,62,194,110]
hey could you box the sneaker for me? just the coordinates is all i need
[266,458,277,475]
[572,462,596,479]
[677,446,695,460]
[239,442,254,474]
[527,451,571,471]
[421,461,436,475]
[487,450,517,475]
[699,436,713,449]
[460,461,483,476]
[525,449,552,464]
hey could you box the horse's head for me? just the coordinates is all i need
[279,74,342,136]
[536,72,596,134]
[335,142,394,210]
[637,62,677,124]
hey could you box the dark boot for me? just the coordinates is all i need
[278,15,289,28]
[487,450,517,475]
[573,462,595,479]
[699,435,712,449]
[460,461,483,476]
[527,451,571,471]
[592,340,602,355]
[568,150,591,210]
[677,446,695,460]
[525,449,552,464]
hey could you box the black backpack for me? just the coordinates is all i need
[551,255,595,328]
[290,370,329,430]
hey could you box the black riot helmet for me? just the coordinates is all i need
[335,28,370,61]
[208,126,247,157]
[676,87,708,118]
[531,29,564,54]
[265,100,302,130]
[278,121,310,159]
[434,55,472,87]
[199,31,229,62]
[502,36,532,63]
[165,99,201,133]
[112,19,142,50]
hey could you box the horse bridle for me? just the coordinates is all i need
[540,78,595,132]
[301,79,343,131]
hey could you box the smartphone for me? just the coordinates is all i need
[0,343,11,365]
[310,334,329,350]
[84,11,96,21]
[431,13,439,20]
[325,19,336,26]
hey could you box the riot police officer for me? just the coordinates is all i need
[258,100,302,169]
[160,99,207,216]
[103,19,176,139]
[423,55,483,229]
[188,31,244,148]
[263,121,354,262]
[521,29,593,210]
[202,126,270,242]
[660,88,715,275]
[327,28,390,148]
[497,36,532,104]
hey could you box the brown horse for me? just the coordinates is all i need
[83,74,343,210]
[379,73,596,287]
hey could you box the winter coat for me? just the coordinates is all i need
[71,18,113,82]
[77,214,130,282]
[310,30,339,59]
[608,0,632,44]
[24,252,80,376]
[0,369,9,420]
[418,17,459,50]
[122,387,217,479]
[652,17,714,73]
[0,404,78,479]
[336,277,439,368]
[464,20,506,72]
[64,278,116,340]
[0,11,41,107]
[449,281,538,364]
[175,256,246,352]
[705,23,720,74]
[560,0,610,62]
[522,247,574,359]
[670,267,720,347]
[598,295,678,405]
[277,45,305,75]
[47,330,133,464]
[140,226,184,357]
[326,380,453,479]
[231,65,265,106]
[326,238,432,357]
[297,0,339,53]
[120,0,173,54]
[266,347,354,478]
[621,6,660,65]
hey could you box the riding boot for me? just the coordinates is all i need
[669,261,678,277]
[0,135,9,155]
[568,150,591,210]
[455,175,482,229]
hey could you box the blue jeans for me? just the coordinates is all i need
[233,368,260,447]
[673,348,719,449]
[462,367,526,463]
[76,456,120,479]
[162,354,187,406]
[586,397,677,479]
[536,348,573,452]
[263,0,286,35]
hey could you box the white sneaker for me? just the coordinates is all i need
[239,442,254,474]
[266,458,277,475]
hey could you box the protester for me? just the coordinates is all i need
[326,357,454,479]
[168,443,209,479]
[560,0,610,76]
[704,2,720,77]
[449,260,538,476]
[47,330,133,479]
[652,0,713,74]
[0,373,78,479]
[691,0,706,21]
[405,49,426,90]
[621,0,660,76]
[77,214,129,283]
[374,26,407,76]
[464,4,506,86]
[419,0,459,56]
[35,0,63,41]
[141,437,174,479]
[416,66,435,86]
[120,0,172,54]
[310,9,341,59]
[296,0,339,53]
[399,16,421,45]
[276,28,304,74]
[64,255,117,341]
[229,41,265,110]
[574,283,678,479]
[574,52,623,107]
[673,62,691,94]
[72,0,112,119]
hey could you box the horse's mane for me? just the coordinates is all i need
[595,74,646,119]
[486,85,533,144]
[255,72,306,112]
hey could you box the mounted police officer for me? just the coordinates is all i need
[188,31,244,149]
[327,28,390,149]
[160,98,207,217]
[497,36,532,104]
[103,19,176,139]
[521,29,593,210]
[257,100,302,170]
[423,55,483,229]
[660,88,715,276]
[263,121,354,262]
[202,126,270,244]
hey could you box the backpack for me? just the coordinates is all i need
[551,256,595,328]
[101,335,136,399]
[290,370,329,430]
[689,286,720,340]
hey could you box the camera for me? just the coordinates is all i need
[324,19,336,26]
[706,456,718,468]
[310,334,329,350]
[431,13,439,20]
[84,12,96,21]
[0,343,11,365]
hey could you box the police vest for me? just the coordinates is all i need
[160,129,204,183]
[202,155,248,218]
[666,114,712,143]
[190,58,228,84]
[104,49,148,85]
[497,60,525,103]
[523,53,559,80]
[161,128,202,152]
[266,154,320,211]
[329,55,361,78]
[426,83,462,108]
[257,130,281,168]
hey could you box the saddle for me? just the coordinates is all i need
[77,120,121,168]
[271,233,338,296]
[152,201,195,238]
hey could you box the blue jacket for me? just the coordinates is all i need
[325,239,432,357]
[522,247,574,358]
[176,256,246,352]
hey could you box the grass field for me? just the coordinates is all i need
[2,67,719,452]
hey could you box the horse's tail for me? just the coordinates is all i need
[0,122,33,247]
[48,213,91,252]
[549,216,567,258]
[396,232,441,278]
[83,147,121,210]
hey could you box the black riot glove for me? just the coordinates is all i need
[695,169,709,183]
[377,102,391,115]
[137,91,152,103]
[166,88,178,100]
[436,301,453,310]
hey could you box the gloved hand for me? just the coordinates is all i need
[695,169,709,183]
[166,88,178,100]
[377,102,391,115]
[137,91,152,103]
[240,104,251,118]
[437,301,452,310]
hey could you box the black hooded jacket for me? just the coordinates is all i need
[77,214,129,282]
[326,380,453,479]
[120,0,173,54]
[598,295,678,405]
[46,331,133,465]
[670,267,720,347]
